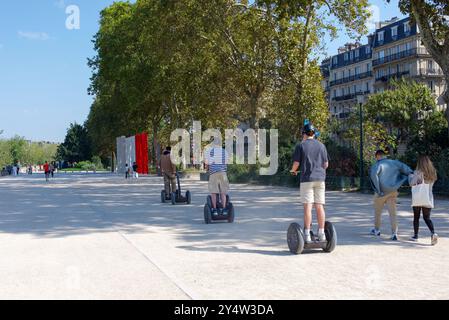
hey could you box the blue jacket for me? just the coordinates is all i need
[369,158,413,196]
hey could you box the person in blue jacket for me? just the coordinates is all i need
[369,149,413,241]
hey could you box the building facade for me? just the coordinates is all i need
[322,16,447,119]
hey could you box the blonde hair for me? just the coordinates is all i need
[416,155,437,183]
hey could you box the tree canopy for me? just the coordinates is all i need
[86,0,370,162]
[56,123,92,163]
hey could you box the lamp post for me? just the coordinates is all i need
[356,93,365,192]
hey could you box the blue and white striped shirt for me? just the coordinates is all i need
[205,147,228,175]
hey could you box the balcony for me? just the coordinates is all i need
[372,47,430,67]
[330,53,372,69]
[375,70,410,82]
[416,68,444,77]
[339,112,351,119]
[331,91,371,102]
[329,71,373,87]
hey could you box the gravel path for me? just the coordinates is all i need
[1,173,448,299]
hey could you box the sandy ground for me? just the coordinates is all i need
[0,173,448,300]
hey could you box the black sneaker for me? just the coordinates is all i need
[410,235,418,242]
[211,208,218,216]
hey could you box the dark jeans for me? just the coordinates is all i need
[413,206,435,236]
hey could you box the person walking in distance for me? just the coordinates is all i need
[132,162,139,179]
[409,155,438,245]
[125,163,130,179]
[43,161,50,182]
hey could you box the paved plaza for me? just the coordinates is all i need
[0,174,448,299]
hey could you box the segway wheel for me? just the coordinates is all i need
[161,190,166,203]
[287,223,305,255]
[227,202,234,223]
[207,195,212,208]
[204,204,212,224]
[323,221,337,253]
[186,191,191,204]
[171,192,176,205]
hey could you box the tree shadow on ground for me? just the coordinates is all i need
[1,175,448,256]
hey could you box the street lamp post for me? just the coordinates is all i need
[356,94,365,192]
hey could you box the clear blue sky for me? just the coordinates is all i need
[0,0,404,143]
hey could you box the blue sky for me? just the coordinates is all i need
[0,0,404,143]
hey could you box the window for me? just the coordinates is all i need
[344,52,349,61]
[366,46,371,54]
[391,26,398,38]
[429,81,434,92]
[332,56,338,66]
[428,60,434,71]
[367,63,371,72]
[404,21,411,33]
[366,82,369,92]
[354,85,357,93]
[405,42,412,51]
[378,50,385,60]
[348,69,351,77]
[354,49,359,58]
[333,72,337,80]
[355,66,360,76]
[333,90,337,98]
[377,30,385,42]
[350,51,353,60]
[334,106,337,114]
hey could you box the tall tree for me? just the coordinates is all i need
[57,123,92,163]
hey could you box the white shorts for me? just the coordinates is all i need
[300,181,326,204]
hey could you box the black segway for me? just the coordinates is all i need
[160,172,191,205]
[287,221,337,254]
[204,194,234,224]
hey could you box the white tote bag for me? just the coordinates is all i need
[411,182,433,208]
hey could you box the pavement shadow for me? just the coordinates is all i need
[1,175,448,256]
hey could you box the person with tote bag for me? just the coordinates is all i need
[409,155,438,245]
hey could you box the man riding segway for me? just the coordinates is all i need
[287,121,336,254]
[160,146,177,201]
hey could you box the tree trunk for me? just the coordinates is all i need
[249,93,258,129]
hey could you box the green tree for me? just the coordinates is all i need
[57,123,92,163]
[341,79,446,164]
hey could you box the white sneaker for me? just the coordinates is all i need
[304,231,312,243]
[431,233,438,246]
[318,232,326,242]
[370,228,381,236]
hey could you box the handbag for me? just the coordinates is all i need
[411,173,433,208]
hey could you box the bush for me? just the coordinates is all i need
[75,161,96,171]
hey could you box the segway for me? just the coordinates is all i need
[287,221,337,254]
[160,172,191,205]
[204,194,234,224]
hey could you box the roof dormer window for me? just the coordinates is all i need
[377,30,385,43]
[404,21,411,34]
[391,26,398,39]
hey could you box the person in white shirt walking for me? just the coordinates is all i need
[409,155,438,245]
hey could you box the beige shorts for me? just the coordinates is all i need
[208,172,229,194]
[300,181,326,204]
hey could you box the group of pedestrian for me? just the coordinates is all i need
[370,151,439,244]
[125,162,139,180]
[290,122,439,246]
